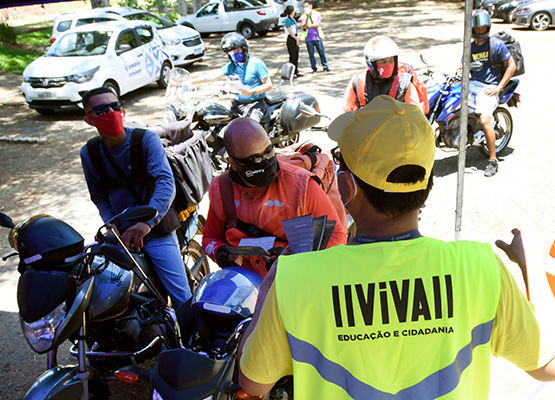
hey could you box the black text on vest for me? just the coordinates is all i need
[331,275,453,328]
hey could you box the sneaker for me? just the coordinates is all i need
[312,69,318,74]
[294,73,303,78]
[323,67,331,72]
[484,159,498,177]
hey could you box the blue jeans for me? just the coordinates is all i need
[143,232,192,309]
[306,39,328,71]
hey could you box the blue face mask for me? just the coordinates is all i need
[230,50,245,64]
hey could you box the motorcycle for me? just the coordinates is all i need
[149,263,293,400]
[164,64,327,173]
[0,205,209,399]
[421,54,520,157]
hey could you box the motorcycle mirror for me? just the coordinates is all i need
[420,54,429,66]
[100,243,134,271]
[108,206,158,224]
[0,213,15,228]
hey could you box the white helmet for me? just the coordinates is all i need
[364,35,400,64]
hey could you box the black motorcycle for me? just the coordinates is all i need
[0,205,209,399]
[164,64,327,173]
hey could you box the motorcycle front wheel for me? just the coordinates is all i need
[275,132,300,148]
[479,107,513,157]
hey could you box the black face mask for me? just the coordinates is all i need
[237,156,279,187]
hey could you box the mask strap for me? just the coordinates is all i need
[338,170,358,207]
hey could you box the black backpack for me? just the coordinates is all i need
[86,128,212,221]
[489,31,525,76]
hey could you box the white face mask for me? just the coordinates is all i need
[304,7,310,13]
[337,170,358,207]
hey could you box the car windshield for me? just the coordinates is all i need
[130,12,175,29]
[47,30,113,57]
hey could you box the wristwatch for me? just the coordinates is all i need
[250,89,256,96]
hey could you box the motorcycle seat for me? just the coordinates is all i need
[265,92,286,105]
[499,78,519,98]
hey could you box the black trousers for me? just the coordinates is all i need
[286,35,299,74]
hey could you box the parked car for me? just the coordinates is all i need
[495,0,533,22]
[177,0,278,39]
[22,20,173,115]
[513,0,555,30]
[51,7,205,66]
[50,8,120,43]
[258,0,284,29]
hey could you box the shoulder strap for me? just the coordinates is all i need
[218,171,274,238]
[86,137,110,190]
[130,128,147,181]
[351,73,361,109]
[396,72,413,102]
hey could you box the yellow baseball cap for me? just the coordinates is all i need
[328,95,435,193]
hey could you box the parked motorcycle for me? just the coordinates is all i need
[421,54,520,157]
[0,205,209,399]
[164,64,327,173]
[149,264,293,400]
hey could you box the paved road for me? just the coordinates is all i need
[1,1,555,398]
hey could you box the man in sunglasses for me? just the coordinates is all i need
[202,117,347,277]
[79,87,192,309]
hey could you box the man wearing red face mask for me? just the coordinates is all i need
[342,35,429,114]
[79,87,192,309]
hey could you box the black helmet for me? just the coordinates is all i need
[220,32,249,58]
[471,9,491,42]
[9,215,84,273]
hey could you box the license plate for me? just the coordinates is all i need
[193,47,203,55]
[37,91,57,99]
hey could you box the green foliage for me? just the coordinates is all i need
[0,44,43,75]
[18,29,51,47]
[0,21,18,44]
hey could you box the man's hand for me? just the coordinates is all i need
[240,88,254,98]
[121,222,151,251]
[216,245,243,267]
[484,84,502,96]
[496,228,530,300]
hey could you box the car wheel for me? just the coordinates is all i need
[506,9,516,22]
[158,61,172,89]
[257,30,269,37]
[530,11,551,30]
[35,108,55,116]
[102,81,120,98]
[239,23,255,39]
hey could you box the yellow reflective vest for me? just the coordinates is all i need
[275,237,501,399]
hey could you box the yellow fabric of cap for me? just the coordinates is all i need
[328,95,435,193]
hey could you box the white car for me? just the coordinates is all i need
[51,7,205,66]
[22,20,173,115]
[177,0,278,39]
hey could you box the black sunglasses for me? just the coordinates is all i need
[331,146,343,166]
[87,101,123,116]
[231,145,275,165]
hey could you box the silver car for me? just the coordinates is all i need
[513,0,555,30]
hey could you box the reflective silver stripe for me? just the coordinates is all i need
[287,319,494,399]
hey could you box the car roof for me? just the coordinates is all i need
[54,8,124,21]
[64,19,152,33]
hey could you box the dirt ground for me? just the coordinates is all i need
[1,0,555,398]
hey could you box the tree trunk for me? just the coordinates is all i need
[193,0,202,13]
[156,0,170,18]
[90,0,110,8]
[177,0,188,16]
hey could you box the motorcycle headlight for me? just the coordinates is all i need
[21,301,67,353]
[67,66,100,84]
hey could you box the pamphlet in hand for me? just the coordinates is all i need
[281,214,336,253]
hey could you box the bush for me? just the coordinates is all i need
[0,21,18,44]
[0,44,43,75]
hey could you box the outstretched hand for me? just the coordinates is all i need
[495,228,529,300]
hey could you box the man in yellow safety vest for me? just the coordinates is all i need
[237,95,555,399]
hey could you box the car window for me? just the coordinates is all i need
[135,26,155,45]
[116,29,138,53]
[131,12,174,29]
[56,20,73,32]
[198,3,219,16]
[47,30,112,57]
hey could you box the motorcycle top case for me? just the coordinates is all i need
[280,93,321,133]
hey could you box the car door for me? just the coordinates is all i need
[192,2,222,32]
[114,28,148,93]
[134,25,166,84]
